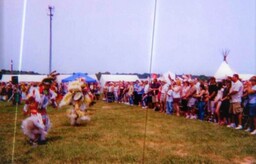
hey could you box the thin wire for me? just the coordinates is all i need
[255,0,256,74]
[11,103,18,163]
[12,0,28,163]
[18,0,27,72]
[149,0,157,75]
[142,0,158,163]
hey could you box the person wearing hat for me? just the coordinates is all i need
[244,76,256,134]
[59,80,90,125]
[38,77,57,127]
[32,77,57,143]
[21,73,58,145]
[21,96,47,145]
[226,74,244,129]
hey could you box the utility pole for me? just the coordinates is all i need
[11,60,13,73]
[48,5,54,74]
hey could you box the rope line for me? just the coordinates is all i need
[11,103,18,163]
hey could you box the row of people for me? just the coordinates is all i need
[102,74,256,135]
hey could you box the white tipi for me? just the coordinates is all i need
[214,50,235,80]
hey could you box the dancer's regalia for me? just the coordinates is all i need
[59,80,91,125]
[21,97,47,145]
[21,71,58,145]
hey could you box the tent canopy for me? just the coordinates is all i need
[214,61,235,80]
[61,73,97,83]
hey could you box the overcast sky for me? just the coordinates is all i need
[1,0,256,75]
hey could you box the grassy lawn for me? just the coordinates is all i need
[0,100,255,163]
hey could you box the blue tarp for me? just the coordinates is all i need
[61,73,97,83]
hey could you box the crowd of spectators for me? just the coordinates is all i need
[102,74,256,135]
[0,81,101,107]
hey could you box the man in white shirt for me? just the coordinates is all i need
[160,80,169,113]
[227,74,244,129]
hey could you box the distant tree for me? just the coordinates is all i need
[137,73,150,79]
[104,71,111,75]
[198,75,210,81]
[1,69,7,74]
[0,69,40,75]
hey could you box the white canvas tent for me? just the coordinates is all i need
[214,50,235,80]
[100,74,140,87]
[238,74,255,81]
[214,51,255,81]
[214,61,234,80]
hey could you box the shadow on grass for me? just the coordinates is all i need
[21,135,63,147]
[47,136,63,143]
[61,121,92,127]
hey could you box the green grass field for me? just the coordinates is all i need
[0,100,255,163]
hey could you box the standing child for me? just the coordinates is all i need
[166,85,174,115]
[194,84,207,120]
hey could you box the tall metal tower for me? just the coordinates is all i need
[48,5,54,74]
[11,60,13,73]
